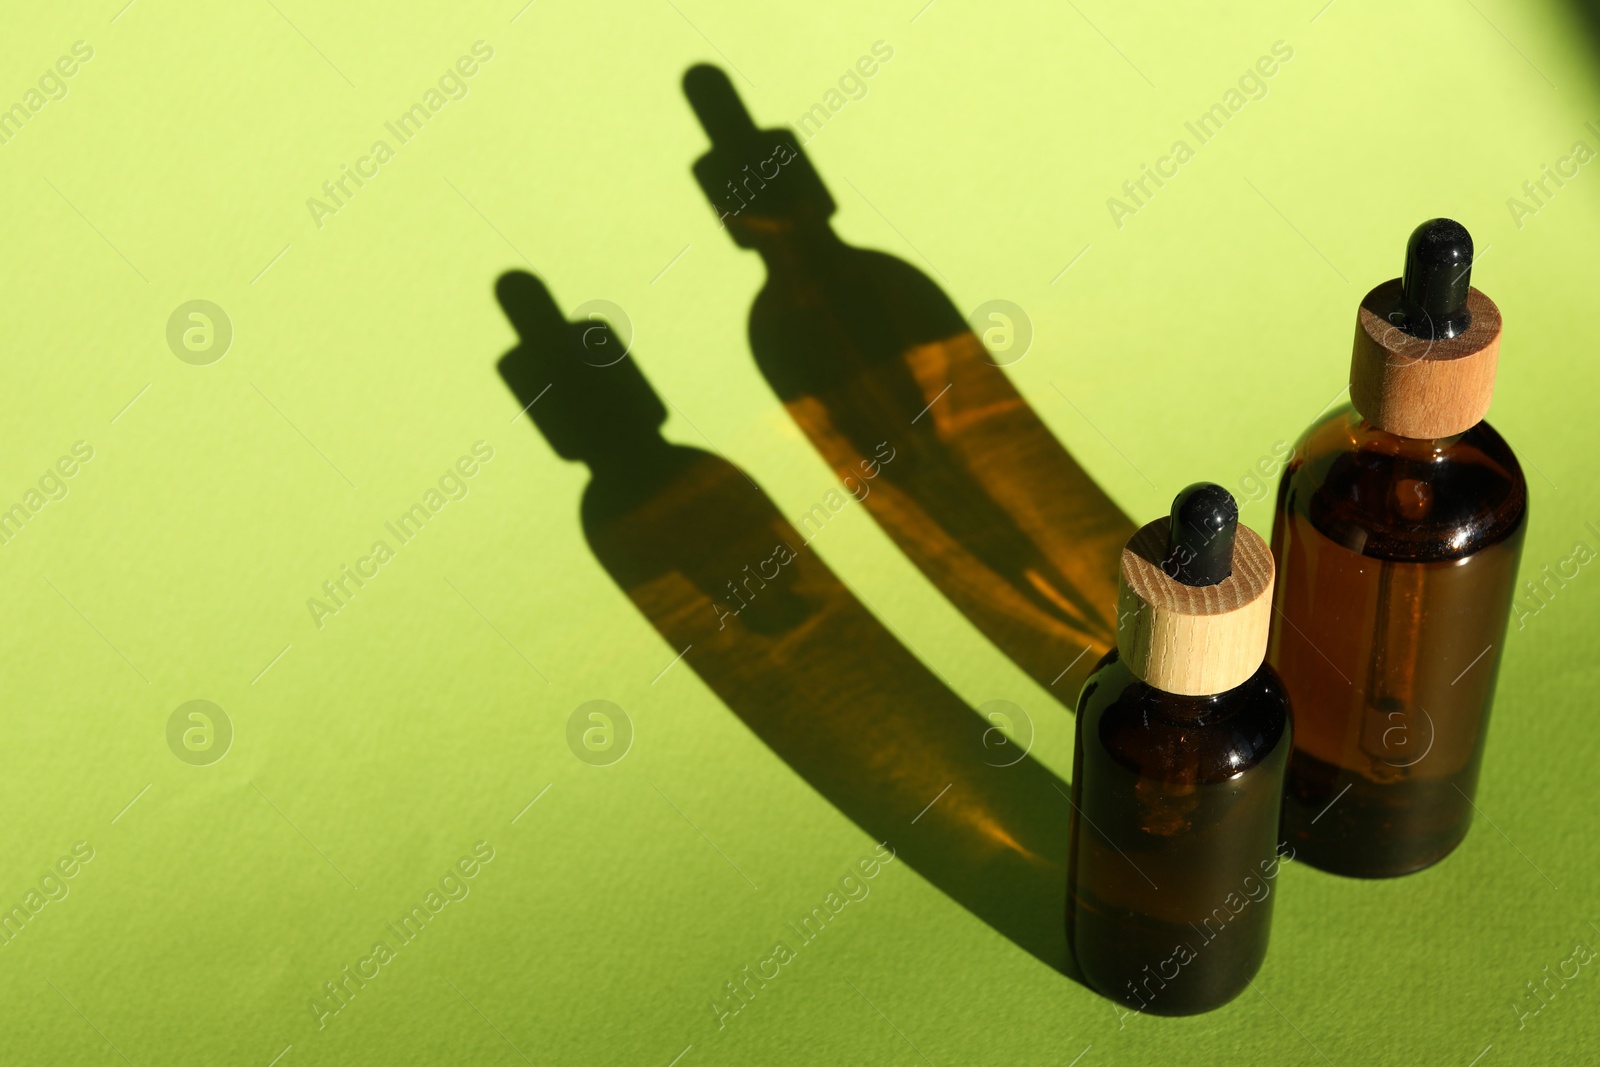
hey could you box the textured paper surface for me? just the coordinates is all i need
[0,1,1595,1063]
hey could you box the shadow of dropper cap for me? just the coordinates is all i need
[496,271,666,463]
[683,65,834,241]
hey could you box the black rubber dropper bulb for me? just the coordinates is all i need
[1161,482,1238,587]
[1398,218,1473,340]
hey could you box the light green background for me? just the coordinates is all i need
[1,0,1596,1063]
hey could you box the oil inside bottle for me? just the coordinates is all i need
[1270,405,1526,877]
[1068,652,1291,1015]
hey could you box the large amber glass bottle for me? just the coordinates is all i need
[1270,219,1528,878]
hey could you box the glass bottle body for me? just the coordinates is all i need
[1269,405,1527,877]
[1067,651,1292,1015]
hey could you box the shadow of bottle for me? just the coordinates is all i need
[682,64,1137,703]
[496,269,1082,980]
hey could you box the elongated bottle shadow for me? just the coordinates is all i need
[683,65,1136,703]
[497,269,1081,980]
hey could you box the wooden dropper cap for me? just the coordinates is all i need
[1115,483,1274,696]
[1349,218,1502,440]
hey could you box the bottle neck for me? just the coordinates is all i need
[734,216,843,275]
[1109,645,1232,716]
[1350,408,1467,456]
[579,428,674,480]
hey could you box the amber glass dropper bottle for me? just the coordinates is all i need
[1068,483,1292,1015]
[1269,218,1527,878]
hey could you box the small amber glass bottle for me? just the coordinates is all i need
[1068,484,1292,1016]
[1270,219,1527,878]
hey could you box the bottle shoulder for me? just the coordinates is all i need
[1279,404,1527,562]
[1076,651,1291,785]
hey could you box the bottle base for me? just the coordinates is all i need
[1287,841,1462,880]
[1069,889,1270,1017]
[1281,749,1473,879]
[1086,975,1252,1017]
